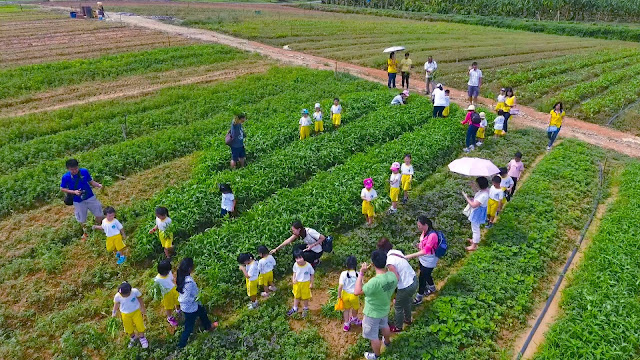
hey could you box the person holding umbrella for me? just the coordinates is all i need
[387,52,398,89]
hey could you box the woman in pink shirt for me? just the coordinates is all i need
[462,105,481,153]
[405,216,438,305]
[507,151,524,197]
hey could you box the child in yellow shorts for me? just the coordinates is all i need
[361,178,378,226]
[487,176,504,228]
[401,154,414,204]
[93,206,126,265]
[112,282,148,348]
[287,249,315,317]
[238,253,260,310]
[388,162,401,214]
[331,98,342,128]
[257,245,277,297]
[313,103,324,133]
[476,112,487,146]
[154,259,180,327]
[338,256,361,332]
[149,206,173,258]
[299,109,312,140]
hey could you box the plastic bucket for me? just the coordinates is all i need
[70,11,77,18]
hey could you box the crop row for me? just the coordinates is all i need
[533,162,640,360]
[382,140,603,359]
[579,73,640,119]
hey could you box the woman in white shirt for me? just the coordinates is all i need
[462,177,490,251]
[431,83,447,118]
[271,220,327,267]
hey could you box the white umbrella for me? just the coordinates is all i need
[448,157,500,177]
[383,46,405,53]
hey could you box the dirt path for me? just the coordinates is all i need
[91,10,640,159]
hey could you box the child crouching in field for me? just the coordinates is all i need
[288,249,315,317]
[487,176,504,228]
[112,282,148,349]
[257,245,277,297]
[338,255,361,332]
[361,178,378,226]
[238,253,260,310]
[93,206,126,265]
[149,206,173,258]
[154,260,180,327]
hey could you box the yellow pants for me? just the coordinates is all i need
[292,281,312,300]
[401,174,412,191]
[477,127,485,139]
[341,290,360,310]
[314,121,324,133]
[159,230,173,249]
[495,129,505,136]
[246,278,259,297]
[390,187,400,202]
[300,126,311,140]
[362,200,374,217]
[487,198,500,217]
[332,113,341,126]
[161,287,180,310]
[106,234,126,252]
[258,271,273,287]
[122,309,145,335]
[442,106,450,117]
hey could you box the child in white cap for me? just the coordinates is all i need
[388,162,401,214]
[299,109,312,140]
[476,112,487,146]
[313,103,323,133]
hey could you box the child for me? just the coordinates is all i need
[507,151,524,197]
[401,154,414,204]
[338,255,361,332]
[313,103,323,133]
[299,109,312,140]
[112,282,148,349]
[495,88,506,112]
[331,98,342,128]
[287,249,315,317]
[154,259,180,327]
[149,207,173,258]
[442,89,451,117]
[93,207,126,265]
[388,162,401,214]
[499,167,515,202]
[238,253,260,310]
[257,245,277,297]
[219,183,235,217]
[494,110,506,137]
[487,176,504,228]
[476,112,487,146]
[361,178,377,226]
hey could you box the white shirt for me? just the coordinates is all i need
[246,260,259,281]
[258,255,276,274]
[156,216,172,232]
[221,193,235,211]
[500,176,514,189]
[101,218,123,237]
[474,190,490,207]
[313,111,322,122]
[293,262,315,282]
[401,163,414,176]
[497,94,506,103]
[339,270,358,294]
[302,227,323,253]
[424,60,437,77]
[444,96,450,107]
[299,116,312,127]
[480,118,487,128]
[391,95,404,105]
[114,288,142,314]
[154,272,175,295]
[432,88,447,107]
[361,188,378,201]
[494,115,505,131]
[386,249,416,290]
[468,69,483,86]
[489,186,504,201]
[331,104,342,114]
[389,173,401,189]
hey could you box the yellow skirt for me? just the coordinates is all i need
[161,287,180,310]
[477,127,486,139]
[106,234,126,252]
[494,129,505,136]
[401,174,412,191]
[121,309,145,334]
[341,290,360,310]
[487,198,500,217]
[362,200,374,217]
[314,121,324,133]
[332,113,342,126]
[390,187,400,202]
[300,126,311,140]
[292,281,312,300]
[258,271,273,286]
[159,230,173,249]
[246,278,259,297]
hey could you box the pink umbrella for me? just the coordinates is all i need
[448,157,500,177]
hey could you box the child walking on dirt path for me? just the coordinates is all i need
[238,253,260,310]
[288,249,315,317]
[388,162,401,214]
[257,245,277,297]
[361,178,378,226]
[331,98,342,128]
[507,152,524,197]
[338,255,362,332]
[93,206,127,265]
[149,207,173,258]
[313,103,324,133]
[154,260,180,327]
[112,282,148,349]
[487,176,504,228]
[401,154,414,204]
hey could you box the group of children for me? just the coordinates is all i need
[299,98,342,140]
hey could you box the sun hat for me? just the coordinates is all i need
[302,109,309,114]
[479,112,486,119]
[402,89,410,96]
[314,103,321,109]
[467,105,476,111]
[390,162,401,171]
[436,83,443,88]
[500,88,506,92]
[363,178,374,188]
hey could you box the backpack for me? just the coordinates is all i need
[322,235,333,253]
[471,112,481,125]
[429,230,448,258]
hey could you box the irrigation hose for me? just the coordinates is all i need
[516,161,605,359]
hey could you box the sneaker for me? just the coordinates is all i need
[387,208,397,214]
[486,223,493,229]
[167,316,178,327]
[476,141,483,146]
[350,317,362,326]
[402,197,408,205]
[268,285,277,291]
[128,336,138,348]
[311,259,320,268]
[546,146,552,151]
[248,302,259,310]
[115,252,121,260]
[343,323,351,332]
[139,336,148,349]
[364,352,379,359]
[389,325,402,333]
[287,308,297,316]
[117,255,126,265]
[261,291,269,298]
[424,285,437,296]
[469,145,475,151]
[302,308,309,317]
[81,233,88,242]
[463,147,470,153]
[404,320,412,326]
[412,295,424,306]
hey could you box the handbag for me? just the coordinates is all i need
[334,298,345,311]
[224,130,233,146]
[63,174,82,206]
[462,204,472,217]
[510,108,520,115]
[547,125,558,133]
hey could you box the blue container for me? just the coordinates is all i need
[70,11,77,18]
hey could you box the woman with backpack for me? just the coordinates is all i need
[270,220,328,267]
[405,216,440,305]
[461,105,481,153]
[227,113,246,170]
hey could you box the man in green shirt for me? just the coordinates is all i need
[355,250,399,360]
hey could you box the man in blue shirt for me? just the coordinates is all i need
[60,159,103,241]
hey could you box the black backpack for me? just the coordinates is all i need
[471,112,482,125]
[428,230,448,258]
[322,235,334,253]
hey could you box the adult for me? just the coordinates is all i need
[431,83,447,118]
[176,257,216,348]
[462,177,489,252]
[377,238,417,333]
[502,87,517,133]
[400,52,412,89]
[462,105,481,153]
[547,102,565,151]
[404,216,438,305]
[354,250,398,360]
[271,220,326,267]
[390,90,409,105]
[467,61,483,104]
[60,158,103,241]
[229,113,246,170]
[387,52,398,89]
[424,56,437,94]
